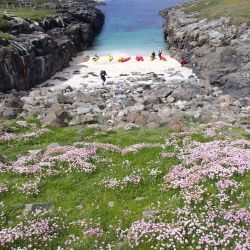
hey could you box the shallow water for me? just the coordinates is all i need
[88,0,183,55]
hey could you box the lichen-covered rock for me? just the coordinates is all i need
[161,7,250,99]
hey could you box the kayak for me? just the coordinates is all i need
[119,57,131,63]
[92,56,100,62]
[160,56,167,61]
[136,56,144,61]
[150,55,155,61]
[108,55,113,62]
[82,55,90,62]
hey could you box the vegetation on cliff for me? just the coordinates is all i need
[0,118,249,249]
[184,0,250,25]
[0,8,56,24]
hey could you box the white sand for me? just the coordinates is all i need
[41,53,195,90]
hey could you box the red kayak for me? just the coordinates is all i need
[136,56,144,61]
[119,57,131,63]
[160,56,167,61]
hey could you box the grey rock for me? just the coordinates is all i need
[43,105,69,127]
[47,143,60,150]
[128,104,145,113]
[58,93,75,104]
[27,149,43,156]
[77,107,91,115]
[166,96,175,103]
[0,155,5,164]
[24,202,52,215]
[142,210,160,218]
[53,77,68,81]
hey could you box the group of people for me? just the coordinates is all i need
[151,48,162,60]
[99,48,189,85]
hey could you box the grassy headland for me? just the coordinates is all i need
[0,8,56,22]
[184,0,250,25]
[0,8,56,35]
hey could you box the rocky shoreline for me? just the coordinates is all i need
[0,2,249,130]
[1,69,249,130]
[160,5,250,100]
[0,5,104,92]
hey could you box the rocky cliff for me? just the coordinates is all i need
[160,7,250,100]
[0,6,104,92]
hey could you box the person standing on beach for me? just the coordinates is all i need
[100,70,107,85]
[158,48,162,60]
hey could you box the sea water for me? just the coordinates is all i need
[88,0,183,55]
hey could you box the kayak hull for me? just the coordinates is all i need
[160,56,167,61]
[119,57,131,63]
[136,56,144,61]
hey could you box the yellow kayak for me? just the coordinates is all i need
[92,56,100,62]
[108,55,113,62]
[150,55,155,61]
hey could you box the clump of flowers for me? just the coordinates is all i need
[3,146,97,176]
[204,128,217,137]
[102,170,142,189]
[64,234,80,246]
[161,152,175,158]
[70,219,103,238]
[0,128,51,142]
[124,123,139,131]
[119,137,250,249]
[16,180,40,195]
[75,142,163,154]
[16,120,29,128]
[149,168,162,177]
[0,210,63,248]
[0,132,16,141]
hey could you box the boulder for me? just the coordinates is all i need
[128,104,145,113]
[58,93,75,104]
[134,115,146,125]
[43,105,69,127]
[0,155,5,164]
[47,143,60,150]
[80,114,96,124]
[77,107,92,115]
[24,202,52,215]
[142,210,160,218]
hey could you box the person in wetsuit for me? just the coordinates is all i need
[100,70,107,85]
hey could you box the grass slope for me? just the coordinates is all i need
[0,8,56,34]
[0,119,249,249]
[184,0,250,25]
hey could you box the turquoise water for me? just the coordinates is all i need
[88,0,183,55]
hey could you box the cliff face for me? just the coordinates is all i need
[0,6,104,92]
[161,8,250,99]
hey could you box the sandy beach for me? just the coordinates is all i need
[41,53,195,90]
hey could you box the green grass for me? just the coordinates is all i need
[0,8,56,32]
[184,0,250,25]
[0,121,249,249]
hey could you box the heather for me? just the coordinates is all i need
[0,119,249,249]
